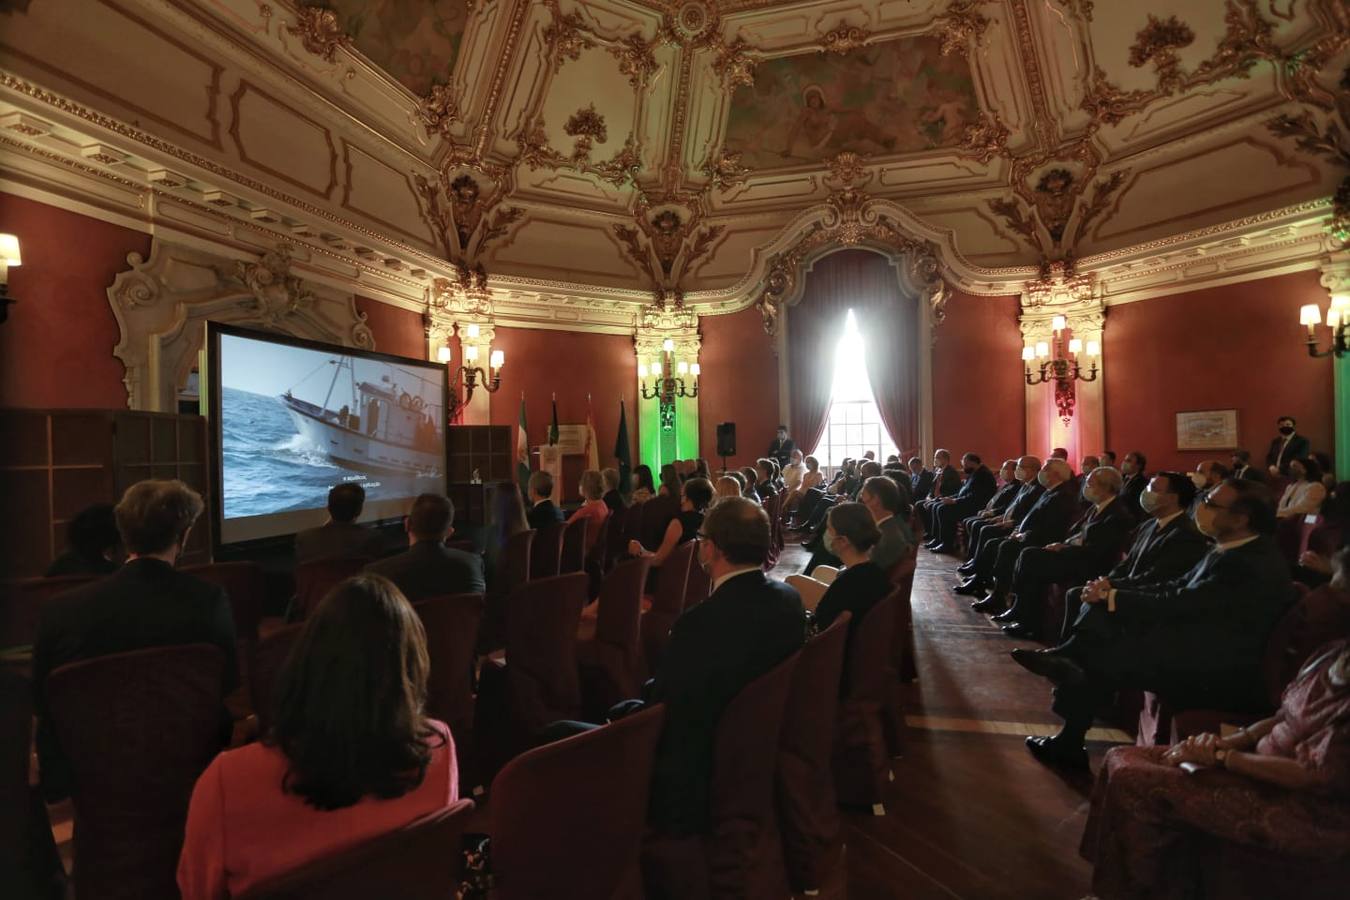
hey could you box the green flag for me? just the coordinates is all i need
[615,398,632,498]
[548,394,560,445]
[516,393,530,493]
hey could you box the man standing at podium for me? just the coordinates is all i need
[768,425,795,471]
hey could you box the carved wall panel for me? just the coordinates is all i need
[109,240,375,412]
[341,141,437,248]
[229,80,337,199]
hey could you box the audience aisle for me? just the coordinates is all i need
[769,543,1126,900]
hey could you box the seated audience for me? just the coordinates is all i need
[1119,451,1148,510]
[1050,447,1070,462]
[628,477,714,568]
[782,449,806,495]
[33,479,238,800]
[526,471,565,530]
[631,464,656,503]
[958,459,1080,612]
[1313,451,1336,493]
[1190,459,1229,498]
[177,574,458,900]
[915,449,961,532]
[659,464,682,498]
[726,469,749,497]
[1266,414,1310,477]
[484,481,528,590]
[1012,479,1292,770]
[294,482,382,564]
[1230,448,1264,482]
[567,469,611,551]
[365,494,485,600]
[957,456,1045,575]
[955,459,1020,542]
[860,474,916,573]
[45,502,121,576]
[754,457,777,500]
[647,497,804,834]
[908,456,934,502]
[996,466,1136,639]
[790,503,890,632]
[1100,451,1117,469]
[924,452,998,554]
[693,458,712,481]
[1079,639,1350,900]
[601,468,626,514]
[714,476,742,500]
[1277,456,1327,518]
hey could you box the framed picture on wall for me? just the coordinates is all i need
[1176,409,1239,451]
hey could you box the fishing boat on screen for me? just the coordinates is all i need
[281,357,443,477]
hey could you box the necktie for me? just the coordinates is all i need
[1128,522,1158,577]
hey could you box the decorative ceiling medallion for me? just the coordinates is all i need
[1128,14,1197,88]
[700,148,749,191]
[662,1,717,46]
[614,200,725,303]
[932,0,990,57]
[416,83,460,139]
[825,151,870,186]
[820,21,870,56]
[959,112,1011,164]
[564,104,608,158]
[518,115,641,188]
[286,6,350,64]
[609,33,661,90]
[711,38,757,90]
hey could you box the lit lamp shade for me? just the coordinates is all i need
[1035,341,1050,359]
[649,362,662,377]
[1068,338,1083,354]
[465,345,479,363]
[1300,304,1322,326]
[1327,295,1349,328]
[677,360,689,375]
[1051,314,1066,331]
[0,233,20,266]
[662,337,675,353]
[690,363,701,376]
[465,323,481,340]
[489,349,504,370]
[436,345,452,364]
[1021,346,1034,361]
[1086,340,1101,357]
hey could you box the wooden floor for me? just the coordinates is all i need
[770,542,1125,900]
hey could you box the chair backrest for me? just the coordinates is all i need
[498,529,535,597]
[413,593,486,737]
[237,799,475,900]
[559,519,588,574]
[292,557,369,620]
[0,669,32,876]
[2,575,98,650]
[1262,585,1350,706]
[622,501,645,546]
[640,495,679,550]
[529,524,564,581]
[47,644,226,900]
[489,705,666,900]
[445,538,478,555]
[650,540,696,615]
[604,506,628,569]
[683,551,711,610]
[182,560,266,642]
[585,517,610,575]
[845,589,899,702]
[595,557,651,651]
[505,572,589,732]
[776,614,850,892]
[248,623,305,737]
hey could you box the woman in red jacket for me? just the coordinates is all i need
[178,574,459,899]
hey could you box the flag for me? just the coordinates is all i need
[516,393,530,492]
[583,394,600,471]
[548,393,560,446]
[614,398,632,498]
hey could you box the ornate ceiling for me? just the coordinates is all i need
[0,0,1345,331]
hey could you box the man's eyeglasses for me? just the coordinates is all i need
[1200,491,1232,510]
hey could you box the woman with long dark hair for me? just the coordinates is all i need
[178,575,458,898]
[631,464,656,503]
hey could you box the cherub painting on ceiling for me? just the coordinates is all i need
[723,34,981,169]
[308,0,468,97]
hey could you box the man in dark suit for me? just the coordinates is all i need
[955,459,1020,543]
[767,425,795,471]
[365,493,485,601]
[860,475,916,573]
[1013,479,1292,770]
[32,479,238,800]
[294,482,383,563]
[1266,415,1311,477]
[995,467,1137,638]
[1187,460,1229,516]
[601,467,626,515]
[526,470,565,530]
[909,457,935,506]
[648,496,804,835]
[958,456,1044,572]
[1119,450,1149,511]
[915,449,962,534]
[925,453,999,553]
[1056,470,1208,637]
[1230,449,1265,483]
[957,459,1080,612]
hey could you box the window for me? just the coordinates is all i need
[811,309,899,472]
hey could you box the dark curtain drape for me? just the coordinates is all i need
[787,250,919,457]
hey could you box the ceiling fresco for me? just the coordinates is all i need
[304,0,468,96]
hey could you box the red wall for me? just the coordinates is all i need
[1103,270,1333,472]
[0,192,150,408]
[931,291,1027,467]
[699,304,781,469]
[355,296,430,361]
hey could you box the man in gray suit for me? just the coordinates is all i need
[365,493,485,601]
[294,482,383,563]
[860,475,915,573]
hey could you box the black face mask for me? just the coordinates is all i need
[1279,426,1295,436]
[963,465,976,475]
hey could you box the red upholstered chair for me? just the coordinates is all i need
[47,644,226,900]
[489,705,666,900]
[248,623,304,737]
[622,501,645,548]
[605,506,629,572]
[1190,821,1350,900]
[182,560,266,643]
[498,529,535,597]
[0,669,41,895]
[640,495,679,551]
[640,541,696,679]
[1,575,97,651]
[886,546,919,684]
[412,593,485,739]
[585,517,611,579]
[776,614,851,894]
[560,518,588,574]
[477,573,588,765]
[578,557,651,721]
[292,557,369,621]
[446,538,478,554]
[530,523,564,581]
[683,553,711,610]
[237,799,475,900]
[834,589,899,813]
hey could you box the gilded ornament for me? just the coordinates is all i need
[286,6,350,63]
[711,38,757,90]
[417,83,460,138]
[544,7,594,73]
[609,33,661,90]
[564,104,609,159]
[1128,14,1196,88]
[701,149,749,191]
[820,22,870,55]
[232,245,313,327]
[825,151,870,186]
[959,112,1012,164]
[933,0,990,58]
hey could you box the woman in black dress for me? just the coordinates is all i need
[628,477,714,569]
[814,502,893,647]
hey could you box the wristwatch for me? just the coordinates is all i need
[1215,748,1231,768]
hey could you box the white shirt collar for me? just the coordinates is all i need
[713,566,761,592]
[1154,510,1184,530]
[1216,534,1260,553]
[1094,494,1117,513]
[875,513,894,526]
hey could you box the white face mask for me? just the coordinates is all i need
[1139,489,1165,515]
[1190,471,1208,489]
[1037,470,1052,487]
[1083,485,1103,505]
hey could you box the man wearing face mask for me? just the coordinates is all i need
[995,467,1137,639]
[1118,450,1149,510]
[1011,479,1292,771]
[958,459,1081,612]
[1052,471,1208,639]
[1266,416,1310,477]
[956,459,1022,546]
[1230,449,1265,483]
[915,449,962,534]
[957,456,1045,577]
[924,452,998,554]
[1187,461,1228,515]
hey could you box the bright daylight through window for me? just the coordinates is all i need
[810,308,900,470]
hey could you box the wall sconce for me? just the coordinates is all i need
[0,233,21,323]
[1301,295,1350,358]
[640,338,700,432]
[442,342,504,420]
[1024,316,1099,387]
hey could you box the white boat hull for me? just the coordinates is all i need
[285,405,441,477]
